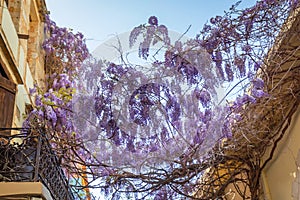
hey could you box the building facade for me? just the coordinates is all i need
[0,0,74,199]
[0,0,46,132]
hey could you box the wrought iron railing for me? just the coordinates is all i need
[0,128,75,200]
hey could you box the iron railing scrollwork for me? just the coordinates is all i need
[0,128,75,200]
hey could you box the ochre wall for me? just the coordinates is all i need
[263,107,300,200]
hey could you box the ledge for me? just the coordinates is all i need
[0,182,53,199]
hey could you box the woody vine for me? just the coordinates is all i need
[24,0,300,199]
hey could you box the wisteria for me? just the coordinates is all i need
[23,15,91,197]
[23,0,300,199]
[42,15,89,77]
[25,15,89,133]
[129,16,171,59]
[74,10,265,198]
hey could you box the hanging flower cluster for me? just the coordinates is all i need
[84,1,297,199]
[23,15,90,167]
[73,16,235,174]
[198,0,297,81]
[129,16,170,59]
[24,74,74,132]
[73,11,268,198]
[42,15,89,77]
[23,0,300,199]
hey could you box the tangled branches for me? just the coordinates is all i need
[23,0,300,199]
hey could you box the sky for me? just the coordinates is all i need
[44,1,259,198]
[45,0,257,52]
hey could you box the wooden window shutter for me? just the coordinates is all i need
[0,75,16,134]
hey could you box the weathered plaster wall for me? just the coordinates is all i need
[263,107,300,200]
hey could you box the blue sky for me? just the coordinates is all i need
[45,1,257,52]
[44,1,259,198]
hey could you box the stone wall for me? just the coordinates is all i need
[0,0,47,127]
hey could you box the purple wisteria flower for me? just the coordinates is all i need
[251,77,264,89]
[29,87,37,94]
[232,94,256,110]
[254,62,261,71]
[148,16,158,26]
[129,25,143,48]
[234,56,246,77]
[129,16,170,59]
[251,88,267,98]
[35,95,43,107]
[107,63,127,78]
[45,105,57,127]
[225,63,234,81]
[194,89,211,108]
[193,127,205,145]
[250,77,267,98]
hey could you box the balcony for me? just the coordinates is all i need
[0,128,75,200]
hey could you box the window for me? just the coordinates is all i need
[0,64,15,134]
[0,63,9,79]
